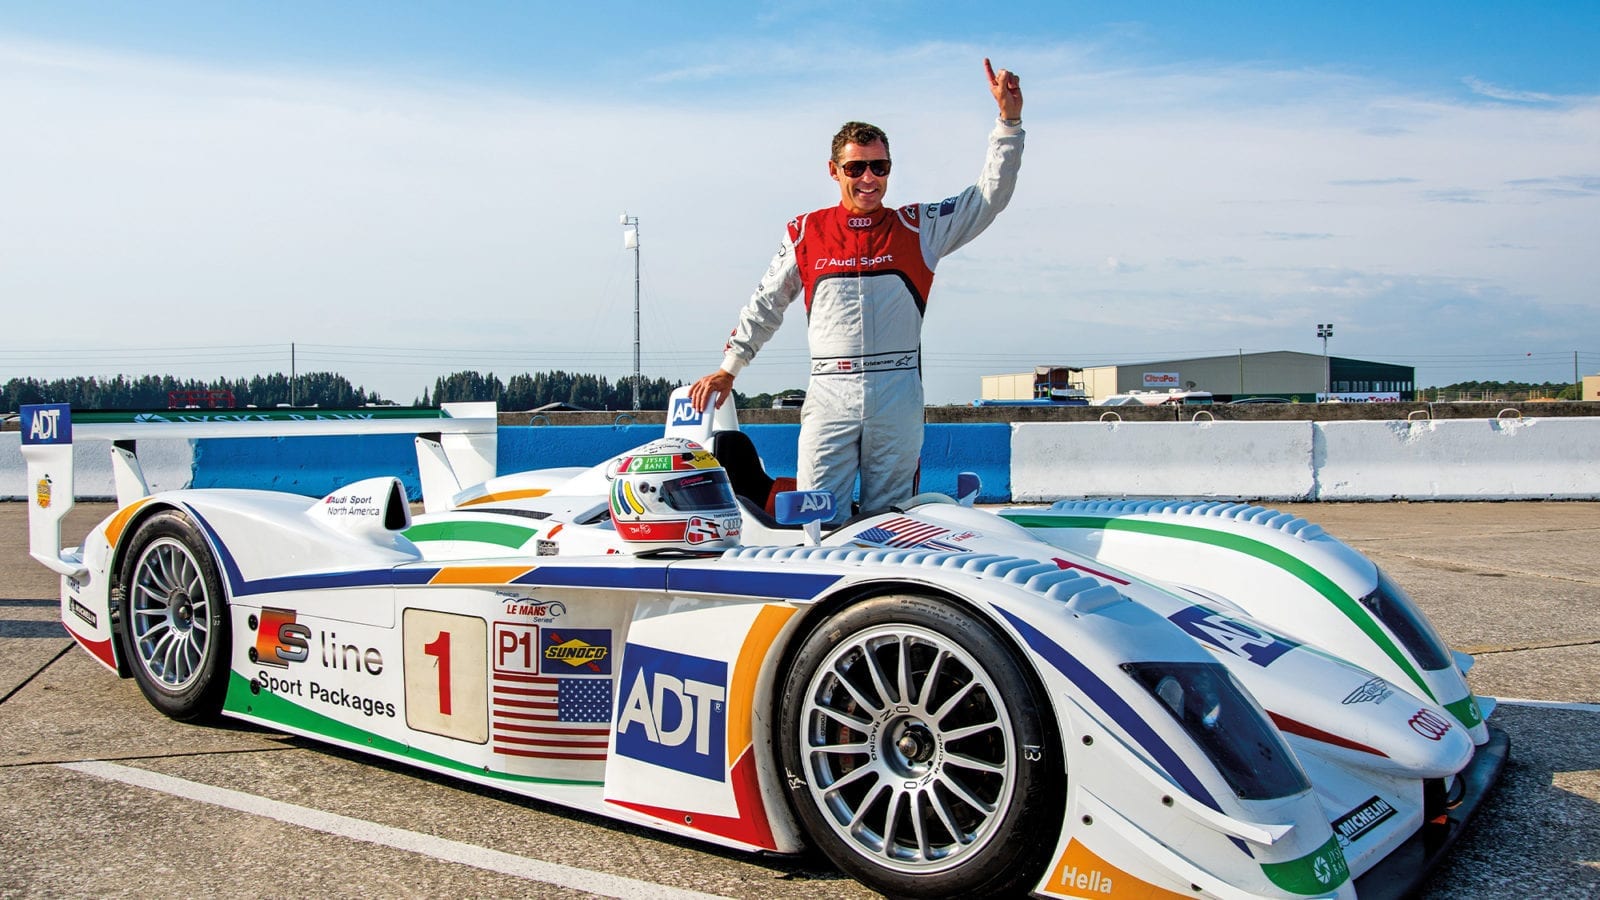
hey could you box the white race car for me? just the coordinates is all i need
[18,392,1504,899]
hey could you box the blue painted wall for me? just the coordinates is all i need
[194,423,1013,503]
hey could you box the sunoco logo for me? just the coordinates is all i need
[542,628,611,674]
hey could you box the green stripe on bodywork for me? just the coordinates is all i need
[1261,835,1350,894]
[1004,514,1436,702]
[403,520,537,548]
[223,671,600,786]
[1447,694,1485,730]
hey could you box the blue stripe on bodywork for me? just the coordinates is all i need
[193,509,440,596]
[191,509,839,602]
[511,566,667,591]
[668,568,841,601]
[995,606,1250,856]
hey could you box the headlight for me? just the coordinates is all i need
[1123,661,1310,801]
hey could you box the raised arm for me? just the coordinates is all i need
[985,57,1023,121]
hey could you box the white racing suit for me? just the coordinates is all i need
[718,119,1024,519]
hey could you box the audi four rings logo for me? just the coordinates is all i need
[1408,709,1452,740]
[847,217,872,228]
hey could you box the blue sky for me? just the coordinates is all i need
[2,2,1596,402]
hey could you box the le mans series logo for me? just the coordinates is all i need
[615,644,727,781]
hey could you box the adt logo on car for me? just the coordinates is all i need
[1168,605,1298,667]
[669,398,703,427]
[20,404,72,445]
[615,644,727,781]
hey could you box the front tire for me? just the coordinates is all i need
[778,595,1063,898]
[119,511,231,721]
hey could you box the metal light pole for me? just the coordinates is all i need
[621,213,641,410]
[1317,323,1334,400]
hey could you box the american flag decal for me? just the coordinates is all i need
[854,516,965,550]
[491,671,612,761]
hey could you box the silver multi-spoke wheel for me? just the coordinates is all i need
[119,512,231,720]
[801,623,1015,872]
[781,596,1060,898]
[130,536,213,689]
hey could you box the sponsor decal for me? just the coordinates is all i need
[669,397,702,427]
[1262,835,1350,893]
[617,519,689,543]
[797,492,831,513]
[854,516,966,551]
[250,608,383,675]
[1342,677,1394,705]
[616,644,728,781]
[68,596,97,628]
[937,197,957,217]
[1042,839,1190,899]
[35,476,52,509]
[1409,708,1452,741]
[501,598,567,620]
[536,539,559,556]
[625,455,676,473]
[542,628,612,674]
[846,216,873,228]
[21,403,71,445]
[321,493,382,518]
[491,622,613,760]
[812,254,894,270]
[1332,795,1397,848]
[1168,606,1297,667]
[685,515,738,545]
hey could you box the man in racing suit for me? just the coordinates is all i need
[690,59,1023,520]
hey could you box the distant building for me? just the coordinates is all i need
[983,351,1416,404]
[1584,373,1599,402]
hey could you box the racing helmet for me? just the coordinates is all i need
[607,438,742,553]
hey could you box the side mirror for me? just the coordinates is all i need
[956,471,981,507]
[774,490,834,546]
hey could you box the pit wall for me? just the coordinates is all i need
[2,418,1596,502]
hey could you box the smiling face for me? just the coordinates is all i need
[830,139,891,215]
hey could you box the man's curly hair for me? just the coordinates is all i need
[831,121,890,162]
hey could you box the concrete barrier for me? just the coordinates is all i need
[1011,420,1316,501]
[1,434,196,500]
[6,417,1599,503]
[1316,417,1600,500]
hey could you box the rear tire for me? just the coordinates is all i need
[119,511,231,721]
[778,595,1063,898]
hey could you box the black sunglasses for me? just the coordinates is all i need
[838,159,892,178]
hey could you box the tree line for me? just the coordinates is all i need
[1,370,774,412]
[1,373,378,411]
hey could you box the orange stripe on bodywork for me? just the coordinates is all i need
[1040,839,1192,899]
[458,488,550,508]
[429,565,535,585]
[727,605,798,759]
[104,498,155,548]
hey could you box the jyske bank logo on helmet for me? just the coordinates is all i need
[615,644,728,781]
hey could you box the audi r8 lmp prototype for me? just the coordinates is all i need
[18,394,1505,900]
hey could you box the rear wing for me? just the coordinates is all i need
[17,402,498,576]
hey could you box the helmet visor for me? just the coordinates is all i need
[661,470,738,512]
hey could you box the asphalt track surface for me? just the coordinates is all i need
[2,501,1596,898]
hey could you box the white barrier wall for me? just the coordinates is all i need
[1011,420,1317,501]
[1316,417,1600,500]
[0,434,196,501]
